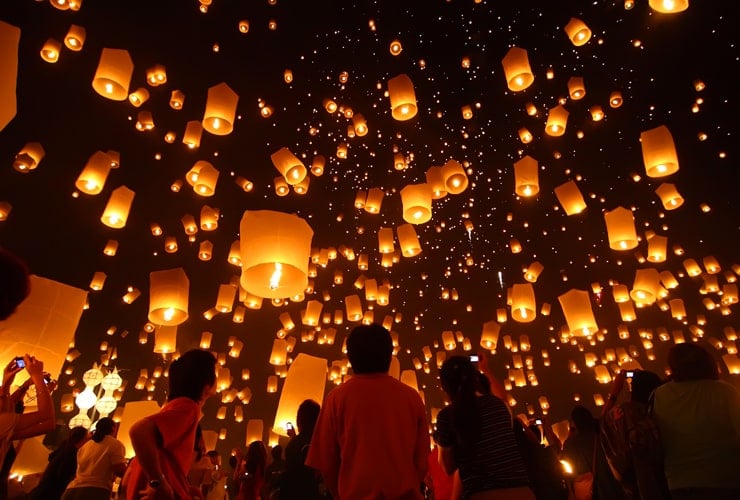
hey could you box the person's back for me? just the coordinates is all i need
[30,426,89,500]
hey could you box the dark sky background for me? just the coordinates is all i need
[1,0,739,450]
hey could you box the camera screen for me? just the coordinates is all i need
[15,357,25,369]
[469,355,479,362]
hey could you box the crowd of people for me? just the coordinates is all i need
[1,246,740,500]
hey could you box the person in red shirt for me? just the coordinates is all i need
[306,323,430,499]
[122,349,217,500]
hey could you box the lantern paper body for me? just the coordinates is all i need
[246,419,264,445]
[604,206,638,250]
[118,401,160,458]
[240,210,314,299]
[101,185,135,228]
[148,267,190,326]
[655,183,684,210]
[442,160,468,194]
[554,180,587,215]
[64,24,86,50]
[567,76,586,100]
[400,184,432,224]
[649,0,689,13]
[92,48,134,101]
[153,325,177,353]
[426,166,448,200]
[193,161,219,196]
[272,353,327,436]
[545,105,569,136]
[558,289,598,336]
[76,151,113,195]
[0,21,21,132]
[388,74,418,120]
[501,46,534,91]
[647,235,668,263]
[13,142,45,173]
[511,284,536,323]
[513,156,539,197]
[564,18,592,46]
[641,125,679,178]
[271,147,307,185]
[397,223,422,257]
[630,268,662,306]
[203,82,239,135]
[480,320,500,350]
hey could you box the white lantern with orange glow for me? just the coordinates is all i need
[564,18,592,46]
[148,267,189,326]
[604,206,638,250]
[559,289,598,336]
[64,24,86,51]
[387,74,417,120]
[511,284,536,323]
[480,320,500,350]
[153,325,177,354]
[545,105,569,136]
[192,161,219,196]
[364,187,385,214]
[641,125,679,178]
[13,142,45,173]
[647,235,668,263]
[101,185,135,228]
[92,48,134,101]
[202,82,238,135]
[554,180,587,215]
[501,46,534,92]
[630,268,662,306]
[567,77,586,100]
[655,183,684,210]
[272,353,327,436]
[240,210,313,299]
[513,156,539,197]
[271,147,307,185]
[400,184,432,224]
[378,227,395,254]
[397,223,422,257]
[76,151,112,195]
[524,261,544,283]
[426,166,448,200]
[442,160,468,194]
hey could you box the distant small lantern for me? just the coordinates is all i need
[364,187,385,214]
[480,320,500,349]
[641,125,679,178]
[647,234,668,263]
[589,105,605,121]
[441,159,468,194]
[630,268,662,305]
[323,98,338,113]
[564,18,592,46]
[510,283,536,323]
[513,155,539,197]
[154,326,178,354]
[92,48,134,101]
[182,121,203,149]
[524,261,544,283]
[40,38,61,63]
[311,155,325,176]
[558,289,598,336]
[604,206,638,250]
[655,182,684,210]
[545,105,569,136]
[13,142,45,173]
[128,88,150,107]
[101,185,135,228]
[239,210,314,299]
[567,76,586,100]
[501,46,534,92]
[344,294,363,322]
[387,74,418,120]
[146,65,167,86]
[274,177,289,196]
[170,90,185,110]
[400,184,432,224]
[198,240,213,261]
[518,128,533,144]
[461,105,473,119]
[612,284,630,303]
[200,205,220,231]
[148,267,190,326]
[203,82,239,135]
[64,24,86,51]
[609,91,623,108]
[352,114,368,136]
[389,39,403,55]
[378,227,395,254]
[283,69,293,83]
[271,147,307,185]
[397,223,422,257]
[192,161,219,196]
[554,180,587,215]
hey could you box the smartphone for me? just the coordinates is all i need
[286,422,294,431]
[534,418,543,425]
[625,370,635,378]
[14,357,25,369]
[469,355,479,363]
[43,373,53,385]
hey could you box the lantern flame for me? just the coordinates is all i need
[269,263,283,290]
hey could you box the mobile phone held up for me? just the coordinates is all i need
[469,354,479,363]
[13,356,25,369]
[534,418,543,425]
[625,370,635,378]
[285,422,294,431]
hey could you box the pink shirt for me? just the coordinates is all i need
[306,373,430,499]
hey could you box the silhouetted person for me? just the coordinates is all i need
[279,399,324,499]
[29,426,90,500]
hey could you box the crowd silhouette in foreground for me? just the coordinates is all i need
[1,246,739,500]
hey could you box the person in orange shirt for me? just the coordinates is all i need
[306,323,430,499]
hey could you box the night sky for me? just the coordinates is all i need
[0,0,738,450]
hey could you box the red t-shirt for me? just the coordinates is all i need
[305,373,430,499]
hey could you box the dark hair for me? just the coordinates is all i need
[0,247,31,321]
[92,417,115,442]
[245,440,267,475]
[630,370,664,404]
[68,426,89,446]
[296,399,321,437]
[439,355,485,449]
[570,405,596,433]
[270,445,283,461]
[346,324,393,374]
[168,349,217,402]
[668,342,720,381]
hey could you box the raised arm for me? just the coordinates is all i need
[12,355,55,440]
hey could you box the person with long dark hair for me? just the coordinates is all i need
[433,355,534,500]
[61,417,127,500]
[29,426,90,500]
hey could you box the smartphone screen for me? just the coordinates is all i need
[625,370,635,378]
[469,355,479,362]
[14,357,25,369]
[535,418,543,425]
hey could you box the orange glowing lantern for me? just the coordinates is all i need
[352,114,368,136]
[153,326,177,354]
[480,320,500,350]
[387,74,417,120]
[101,185,135,228]
[170,90,185,110]
[545,105,569,136]
[378,227,395,254]
[148,267,189,326]
[609,91,624,108]
[13,142,45,173]
[630,268,662,306]
[75,151,112,195]
[182,121,203,149]
[501,46,534,92]
[567,77,586,100]
[271,147,307,185]
[192,161,219,196]
[655,183,684,210]
[649,0,689,13]
[554,180,587,215]
[442,159,468,194]
[64,24,86,51]
[604,206,638,250]
[641,125,679,178]
[425,166,448,199]
[92,48,134,101]
[513,155,539,197]
[203,82,239,135]
[400,184,432,224]
[345,294,363,322]
[559,289,598,336]
[564,18,592,46]
[511,283,536,323]
[524,261,544,283]
[397,224,422,257]
[364,187,385,214]
[647,235,668,263]
[40,38,61,63]
[272,354,327,436]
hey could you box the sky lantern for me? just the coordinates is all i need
[352,113,368,136]
[215,284,236,313]
[670,298,686,319]
[302,300,323,326]
[554,180,587,215]
[153,325,177,354]
[441,159,468,194]
[545,105,569,136]
[604,206,638,250]
[64,24,86,51]
[649,0,689,14]
[389,39,403,55]
[40,38,61,63]
[524,261,544,283]
[564,18,592,46]
[387,73,418,120]
[202,82,239,135]
[501,46,534,92]
[655,182,684,210]
[148,267,189,326]
[145,64,167,86]
[364,187,385,214]
[567,76,586,100]
[344,294,363,321]
[100,185,135,228]
[609,90,624,108]
[480,320,500,349]
[513,155,539,197]
[511,283,536,323]
[558,289,598,336]
[239,210,314,299]
[641,125,679,178]
[273,354,327,436]
[192,161,219,196]
[92,48,134,101]
[378,227,395,254]
[0,20,20,133]
[590,105,605,121]
[400,184,432,224]
[13,142,45,173]
[397,223,422,257]
[170,89,185,110]
[647,234,668,262]
[425,166,448,199]
[75,151,112,195]
[271,147,307,185]
[269,338,289,365]
[630,268,663,306]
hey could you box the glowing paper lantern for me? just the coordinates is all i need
[192,161,219,196]
[302,300,323,326]
[554,180,587,215]
[13,142,45,173]
[364,187,385,214]
[148,267,189,326]
[630,268,662,306]
[558,289,598,336]
[64,24,86,50]
[397,223,422,257]
[75,151,112,195]
[345,294,363,321]
[271,147,307,185]
[216,284,236,313]
[511,284,536,323]
[480,320,500,350]
[564,18,592,46]
[426,166,448,200]
[170,90,185,110]
[513,156,539,197]
[442,160,468,194]
[609,91,624,108]
[153,325,177,354]
[128,87,150,107]
[92,48,134,101]
[641,125,679,178]
[0,21,21,133]
[246,419,264,445]
[40,38,61,63]
[647,235,668,263]
[203,82,238,135]
[670,298,686,319]
[655,183,684,210]
[649,0,689,13]
[567,77,586,100]
[545,105,569,136]
[100,185,135,228]
[352,114,368,136]
[272,353,327,436]
[524,261,544,283]
[239,210,314,299]
[604,207,638,250]
[378,227,395,254]
[400,184,432,224]
[387,74,417,120]
[501,46,534,92]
